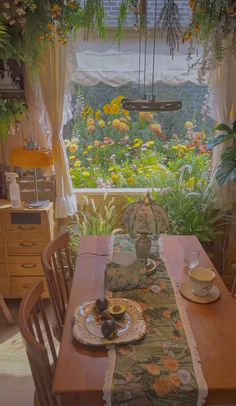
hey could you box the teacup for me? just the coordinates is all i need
[188,267,216,297]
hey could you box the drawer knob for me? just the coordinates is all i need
[21,263,37,268]
[22,284,32,289]
[18,226,35,230]
[20,242,36,247]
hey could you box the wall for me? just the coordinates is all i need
[104,0,191,28]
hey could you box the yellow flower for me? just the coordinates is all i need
[110,104,120,115]
[82,171,90,178]
[69,143,78,153]
[87,145,93,151]
[103,104,111,115]
[150,123,162,135]
[94,140,101,147]
[82,106,94,119]
[47,23,54,30]
[119,122,129,132]
[71,137,79,144]
[87,118,95,127]
[127,177,135,186]
[52,4,61,14]
[185,121,194,130]
[117,95,125,102]
[98,119,106,128]
[95,110,101,120]
[147,141,155,147]
[186,177,195,188]
[87,125,95,133]
[123,110,130,118]
[69,155,76,161]
[112,119,121,129]
[74,160,81,168]
[139,111,154,121]
[64,139,70,147]
[111,174,119,184]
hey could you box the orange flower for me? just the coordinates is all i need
[168,373,181,388]
[153,377,172,396]
[159,280,166,289]
[140,302,148,311]
[163,309,172,319]
[163,357,179,372]
[146,363,160,376]
[118,345,134,356]
[175,320,183,329]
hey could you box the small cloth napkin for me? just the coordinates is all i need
[105,253,148,292]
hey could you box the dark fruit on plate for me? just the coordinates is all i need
[101,320,116,339]
[95,297,109,313]
[101,310,114,321]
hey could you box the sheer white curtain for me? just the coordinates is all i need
[39,41,77,218]
[67,29,200,88]
[208,49,236,209]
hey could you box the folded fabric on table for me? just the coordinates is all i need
[106,256,148,291]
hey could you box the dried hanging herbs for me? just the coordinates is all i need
[157,0,182,58]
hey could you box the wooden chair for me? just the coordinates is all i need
[41,231,74,340]
[0,294,14,325]
[18,280,58,406]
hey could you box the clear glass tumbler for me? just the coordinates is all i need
[184,248,200,269]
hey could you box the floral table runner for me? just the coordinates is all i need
[103,235,207,406]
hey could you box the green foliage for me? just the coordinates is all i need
[209,122,236,185]
[186,0,236,79]
[0,99,27,140]
[68,195,122,254]
[152,186,226,243]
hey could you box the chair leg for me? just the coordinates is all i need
[0,294,14,325]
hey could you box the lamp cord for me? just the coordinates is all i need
[151,0,158,100]
[143,2,148,99]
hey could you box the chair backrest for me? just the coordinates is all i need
[18,280,58,406]
[41,231,74,339]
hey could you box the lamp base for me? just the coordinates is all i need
[25,200,50,209]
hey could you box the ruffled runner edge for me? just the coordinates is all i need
[103,237,208,406]
[158,238,208,406]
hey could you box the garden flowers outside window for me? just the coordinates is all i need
[65,94,212,190]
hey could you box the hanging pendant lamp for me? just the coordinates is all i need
[122,0,182,112]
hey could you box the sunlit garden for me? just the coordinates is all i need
[65,96,211,190]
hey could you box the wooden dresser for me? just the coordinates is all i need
[0,200,54,298]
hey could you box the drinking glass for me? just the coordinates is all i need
[184,248,200,269]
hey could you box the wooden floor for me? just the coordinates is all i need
[0,299,54,406]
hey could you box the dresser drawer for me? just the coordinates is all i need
[7,239,48,255]
[0,262,7,277]
[10,276,48,298]
[4,211,49,232]
[6,231,49,243]
[9,256,44,276]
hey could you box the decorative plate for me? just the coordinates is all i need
[73,298,147,346]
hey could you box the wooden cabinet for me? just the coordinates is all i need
[0,200,54,298]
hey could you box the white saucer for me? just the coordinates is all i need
[180,280,221,304]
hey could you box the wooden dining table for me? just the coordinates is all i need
[52,235,236,405]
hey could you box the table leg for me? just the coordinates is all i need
[0,294,14,325]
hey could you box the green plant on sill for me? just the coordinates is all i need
[68,194,122,255]
[151,186,227,243]
[0,99,27,140]
[209,123,236,185]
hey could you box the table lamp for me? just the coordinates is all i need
[123,192,169,265]
[10,140,53,208]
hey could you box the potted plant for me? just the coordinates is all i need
[0,98,27,140]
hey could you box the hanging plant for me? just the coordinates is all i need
[183,0,236,80]
[0,98,27,140]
